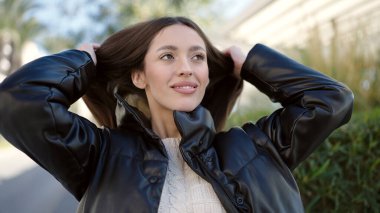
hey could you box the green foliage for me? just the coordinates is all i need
[0,0,42,74]
[221,26,380,209]
[0,0,41,36]
[294,108,380,212]
[226,108,272,128]
[251,22,380,211]
[226,87,280,129]
[227,93,379,211]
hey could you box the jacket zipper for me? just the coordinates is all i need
[179,147,241,213]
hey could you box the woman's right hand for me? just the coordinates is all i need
[77,43,100,65]
[223,46,246,79]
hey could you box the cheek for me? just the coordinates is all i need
[144,65,166,87]
[201,67,210,87]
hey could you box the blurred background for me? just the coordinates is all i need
[0,0,379,212]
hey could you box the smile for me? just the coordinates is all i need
[174,85,196,89]
[171,82,198,94]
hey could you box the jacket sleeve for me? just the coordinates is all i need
[0,50,104,199]
[240,44,354,170]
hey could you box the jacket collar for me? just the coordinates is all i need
[174,106,216,154]
[114,92,159,139]
[114,92,216,153]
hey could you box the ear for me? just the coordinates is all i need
[131,71,146,89]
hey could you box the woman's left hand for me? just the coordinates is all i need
[77,43,100,65]
[224,46,246,78]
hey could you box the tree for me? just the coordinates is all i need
[0,0,42,75]
[107,0,213,27]
[38,0,214,52]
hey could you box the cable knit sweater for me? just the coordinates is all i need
[157,138,226,213]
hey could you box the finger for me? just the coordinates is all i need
[92,43,101,50]
[222,46,234,56]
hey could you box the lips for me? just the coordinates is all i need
[171,81,198,94]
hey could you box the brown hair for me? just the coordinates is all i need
[83,16,243,132]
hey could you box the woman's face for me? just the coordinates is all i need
[132,24,209,115]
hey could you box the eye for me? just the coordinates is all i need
[160,54,174,60]
[192,53,206,62]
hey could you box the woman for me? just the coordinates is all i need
[0,17,353,212]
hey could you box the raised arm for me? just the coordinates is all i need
[240,44,353,170]
[0,49,105,199]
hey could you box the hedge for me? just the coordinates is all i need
[294,108,380,212]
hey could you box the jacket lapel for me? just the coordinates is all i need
[174,106,216,154]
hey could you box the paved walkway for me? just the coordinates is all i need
[0,145,78,213]
[0,145,36,182]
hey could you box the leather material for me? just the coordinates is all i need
[0,44,353,212]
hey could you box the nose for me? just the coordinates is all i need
[177,58,193,77]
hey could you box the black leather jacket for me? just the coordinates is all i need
[0,44,353,212]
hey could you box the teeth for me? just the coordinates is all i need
[176,86,194,89]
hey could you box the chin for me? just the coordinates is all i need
[173,102,199,112]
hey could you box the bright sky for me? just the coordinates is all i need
[34,0,109,36]
[213,0,252,18]
[34,0,252,39]
[26,0,252,57]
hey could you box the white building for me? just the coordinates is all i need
[0,73,5,83]
[216,0,380,113]
[223,0,380,49]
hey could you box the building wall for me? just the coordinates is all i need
[214,0,380,115]
[0,73,5,83]
[224,0,380,49]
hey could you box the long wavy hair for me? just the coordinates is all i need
[83,17,243,132]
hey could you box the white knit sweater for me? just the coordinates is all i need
[157,138,226,213]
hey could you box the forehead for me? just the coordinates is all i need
[150,24,206,49]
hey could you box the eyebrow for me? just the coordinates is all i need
[156,45,206,52]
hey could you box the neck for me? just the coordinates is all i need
[150,110,180,139]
